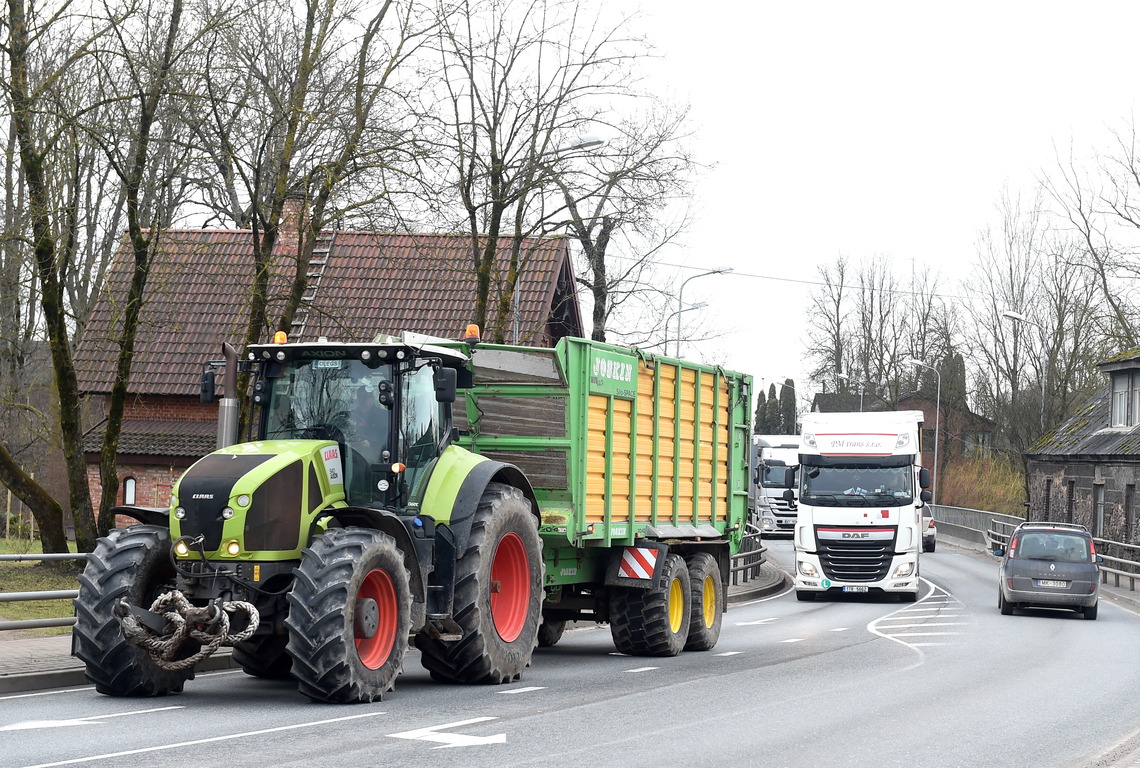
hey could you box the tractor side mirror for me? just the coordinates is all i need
[200,369,216,404]
[434,367,457,403]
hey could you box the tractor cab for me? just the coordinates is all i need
[248,336,466,511]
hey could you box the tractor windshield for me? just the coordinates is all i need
[263,359,394,501]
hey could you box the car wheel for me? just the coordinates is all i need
[1083,602,1098,621]
[999,590,1014,616]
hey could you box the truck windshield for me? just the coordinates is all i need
[801,465,913,507]
[761,464,797,488]
[263,358,393,468]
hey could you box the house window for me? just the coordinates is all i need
[1111,372,1140,426]
[1043,478,1052,519]
[123,477,137,506]
[1094,484,1105,537]
[1066,480,1075,524]
[1127,484,1135,542]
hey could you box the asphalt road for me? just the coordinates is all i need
[4,540,1140,768]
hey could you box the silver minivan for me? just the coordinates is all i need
[993,522,1101,620]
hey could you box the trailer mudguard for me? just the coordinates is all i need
[604,539,669,590]
[107,505,169,526]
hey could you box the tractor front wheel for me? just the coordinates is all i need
[415,483,543,684]
[609,553,692,657]
[73,525,196,697]
[286,528,411,703]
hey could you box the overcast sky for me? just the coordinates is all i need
[633,1,1139,409]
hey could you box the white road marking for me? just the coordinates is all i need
[888,632,962,637]
[715,651,743,656]
[830,627,849,632]
[874,622,968,628]
[497,687,545,694]
[0,706,184,732]
[780,638,805,643]
[626,666,659,673]
[388,717,505,748]
[735,617,779,626]
[21,712,386,768]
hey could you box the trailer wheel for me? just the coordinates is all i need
[609,553,691,657]
[286,528,411,703]
[684,553,722,651]
[415,482,543,684]
[73,525,196,697]
[232,634,292,679]
[537,618,567,647]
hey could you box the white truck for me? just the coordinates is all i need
[791,411,931,602]
[754,435,799,536]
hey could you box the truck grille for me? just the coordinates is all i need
[815,526,896,582]
[770,497,797,513]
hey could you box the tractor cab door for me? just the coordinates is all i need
[399,364,448,509]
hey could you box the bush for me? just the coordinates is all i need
[939,456,1026,517]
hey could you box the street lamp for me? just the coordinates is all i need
[1000,310,1046,431]
[904,358,940,507]
[674,267,733,357]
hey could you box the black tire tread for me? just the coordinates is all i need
[537,618,567,648]
[414,483,543,684]
[683,552,722,651]
[72,525,195,697]
[609,553,691,657]
[285,528,411,703]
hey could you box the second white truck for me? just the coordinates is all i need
[791,410,931,602]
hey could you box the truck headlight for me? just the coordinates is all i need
[798,560,819,578]
[892,562,915,578]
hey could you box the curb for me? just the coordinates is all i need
[0,650,240,696]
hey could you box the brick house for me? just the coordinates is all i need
[1026,348,1140,542]
[74,225,583,511]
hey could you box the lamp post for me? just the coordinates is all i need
[674,267,733,357]
[511,135,607,343]
[1001,310,1046,431]
[904,358,940,507]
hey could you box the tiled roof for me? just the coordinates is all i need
[83,420,217,458]
[75,230,580,396]
[1027,390,1140,458]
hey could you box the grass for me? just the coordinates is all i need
[0,536,84,638]
[940,456,1027,517]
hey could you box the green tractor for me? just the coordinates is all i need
[73,334,544,703]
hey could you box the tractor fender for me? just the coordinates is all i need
[108,505,168,526]
[314,506,429,606]
[421,445,538,555]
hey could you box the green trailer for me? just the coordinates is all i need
[73,333,752,704]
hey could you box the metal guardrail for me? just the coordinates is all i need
[0,552,87,631]
[730,525,766,585]
[934,506,1140,594]
[2,534,767,631]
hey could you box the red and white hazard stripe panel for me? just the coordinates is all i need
[618,547,658,580]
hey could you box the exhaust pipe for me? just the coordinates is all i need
[217,342,240,448]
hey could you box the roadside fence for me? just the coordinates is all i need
[0,553,87,631]
[933,505,1140,593]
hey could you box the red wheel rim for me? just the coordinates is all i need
[355,569,397,669]
[490,531,529,642]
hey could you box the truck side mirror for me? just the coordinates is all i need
[918,467,931,489]
[920,490,932,503]
[200,369,216,404]
[783,467,796,488]
[434,367,457,403]
[782,489,794,503]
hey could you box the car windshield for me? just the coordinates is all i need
[1013,532,1091,563]
[800,465,913,507]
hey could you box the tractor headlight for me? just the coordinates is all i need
[221,507,235,520]
[174,540,190,557]
[224,540,241,556]
[236,494,250,507]
[174,507,186,520]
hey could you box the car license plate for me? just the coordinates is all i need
[1036,579,1068,588]
[842,585,869,593]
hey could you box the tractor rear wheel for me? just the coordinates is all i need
[415,483,543,684]
[286,528,411,703]
[232,633,293,679]
[537,618,567,647]
[73,525,196,697]
[609,553,692,656]
[683,552,722,651]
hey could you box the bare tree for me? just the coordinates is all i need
[805,255,852,393]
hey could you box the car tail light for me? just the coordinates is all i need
[928,519,936,529]
[1090,541,1097,556]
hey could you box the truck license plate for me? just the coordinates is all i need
[1036,579,1068,588]
[842,585,869,593]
